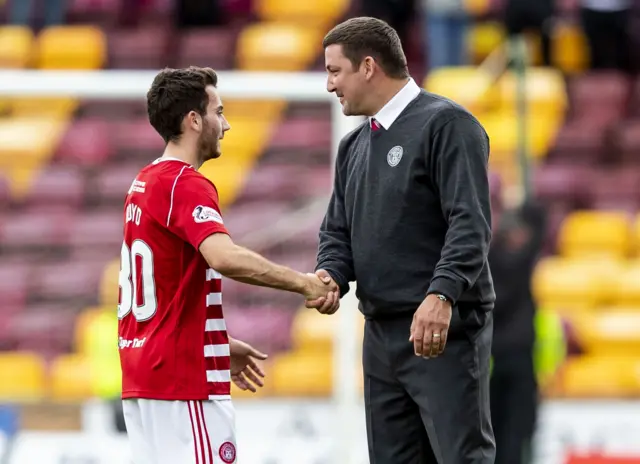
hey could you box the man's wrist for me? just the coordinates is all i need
[427,275,463,305]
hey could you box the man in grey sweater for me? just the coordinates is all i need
[306,16,496,464]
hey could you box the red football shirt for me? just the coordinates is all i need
[118,157,231,401]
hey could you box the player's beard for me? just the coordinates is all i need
[197,120,221,166]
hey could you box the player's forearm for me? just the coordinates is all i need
[214,245,308,294]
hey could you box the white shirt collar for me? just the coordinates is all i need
[370,78,422,130]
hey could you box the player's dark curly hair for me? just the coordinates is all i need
[322,17,409,80]
[147,66,218,144]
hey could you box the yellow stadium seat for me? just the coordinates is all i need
[497,68,567,119]
[467,22,505,64]
[423,67,498,115]
[199,156,252,208]
[49,354,93,401]
[237,23,324,71]
[572,310,640,357]
[271,351,332,396]
[99,258,120,306]
[557,211,632,259]
[0,352,46,402]
[11,97,78,118]
[254,0,348,28]
[219,118,275,161]
[613,261,640,306]
[0,26,34,68]
[532,257,622,313]
[36,26,106,69]
[222,100,285,122]
[74,306,110,354]
[561,356,640,398]
[291,309,336,352]
[633,214,640,256]
[552,22,588,75]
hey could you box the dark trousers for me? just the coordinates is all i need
[490,348,538,464]
[504,0,554,66]
[581,7,631,73]
[363,308,495,464]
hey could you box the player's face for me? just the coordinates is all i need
[197,86,230,164]
[325,44,373,116]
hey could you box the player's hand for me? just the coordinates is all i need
[304,270,340,314]
[409,294,452,359]
[228,337,268,393]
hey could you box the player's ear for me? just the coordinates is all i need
[187,110,202,132]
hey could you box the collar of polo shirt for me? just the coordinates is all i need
[369,78,422,130]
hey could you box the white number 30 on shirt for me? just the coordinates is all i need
[118,240,158,321]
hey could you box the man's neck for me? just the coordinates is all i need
[161,142,197,167]
[369,77,411,117]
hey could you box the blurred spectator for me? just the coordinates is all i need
[503,0,554,66]
[580,0,632,72]
[360,0,415,48]
[9,0,66,27]
[489,200,547,464]
[422,0,469,70]
[175,0,225,28]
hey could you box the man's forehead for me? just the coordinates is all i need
[206,85,221,106]
[325,44,347,62]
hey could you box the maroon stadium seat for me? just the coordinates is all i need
[237,164,308,202]
[569,71,631,122]
[0,210,74,251]
[66,0,122,25]
[8,303,80,356]
[56,119,112,166]
[111,118,164,157]
[224,306,294,352]
[69,211,123,253]
[588,167,640,211]
[93,163,146,205]
[28,260,104,305]
[611,120,640,165]
[0,174,10,211]
[547,121,607,164]
[269,117,332,151]
[0,263,29,311]
[108,27,170,69]
[79,99,147,120]
[176,28,237,70]
[532,163,592,209]
[24,165,86,209]
[297,166,332,197]
[223,201,291,237]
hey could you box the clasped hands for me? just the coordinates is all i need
[302,269,340,314]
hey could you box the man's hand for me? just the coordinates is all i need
[409,294,452,358]
[305,269,340,314]
[229,337,268,393]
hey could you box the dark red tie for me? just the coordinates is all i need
[371,118,381,132]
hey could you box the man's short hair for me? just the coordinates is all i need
[322,17,409,79]
[147,66,218,143]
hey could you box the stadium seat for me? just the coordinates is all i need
[587,167,640,212]
[108,27,170,69]
[0,352,46,402]
[223,100,286,122]
[291,310,335,353]
[613,261,640,306]
[219,118,275,160]
[466,22,505,64]
[30,260,105,305]
[569,71,630,123]
[497,68,567,119]
[23,165,86,210]
[49,354,93,402]
[560,356,640,398]
[0,210,74,251]
[0,26,34,68]
[199,156,253,208]
[69,212,124,253]
[464,0,492,15]
[573,310,640,357]
[55,119,112,166]
[532,163,592,209]
[0,263,29,311]
[99,259,119,306]
[93,163,146,206]
[270,351,332,396]
[612,120,640,165]
[270,117,332,152]
[176,28,236,70]
[253,0,349,27]
[11,98,78,118]
[36,26,106,70]
[74,306,108,354]
[557,211,632,259]
[236,23,324,71]
[8,304,79,355]
[110,118,165,157]
[548,120,608,164]
[423,67,497,115]
[551,22,588,74]
[532,257,621,313]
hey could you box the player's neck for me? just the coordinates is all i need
[368,77,410,117]
[161,142,197,167]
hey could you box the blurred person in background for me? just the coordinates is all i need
[580,0,632,72]
[360,0,415,50]
[503,0,554,66]
[489,199,546,464]
[8,0,66,27]
[422,0,469,70]
[175,0,225,28]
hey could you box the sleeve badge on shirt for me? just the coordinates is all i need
[192,205,224,225]
[387,145,404,167]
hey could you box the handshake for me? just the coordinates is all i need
[301,269,340,314]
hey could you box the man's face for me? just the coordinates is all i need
[197,85,230,165]
[325,44,370,116]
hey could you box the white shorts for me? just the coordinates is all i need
[123,398,237,464]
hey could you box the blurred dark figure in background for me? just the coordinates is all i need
[360,0,415,48]
[9,0,66,27]
[175,0,225,28]
[422,0,469,70]
[489,200,546,464]
[503,0,554,66]
[579,0,632,72]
